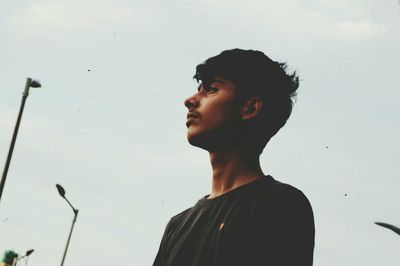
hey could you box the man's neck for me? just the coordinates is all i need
[208,148,264,199]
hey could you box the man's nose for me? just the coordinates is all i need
[184,93,199,110]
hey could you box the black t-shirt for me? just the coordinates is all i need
[153,175,315,266]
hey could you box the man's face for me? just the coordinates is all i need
[184,77,242,151]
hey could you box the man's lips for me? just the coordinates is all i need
[187,112,199,119]
[186,112,199,127]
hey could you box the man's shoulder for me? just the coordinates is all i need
[254,177,315,265]
[255,177,314,217]
[170,207,192,223]
[274,180,309,199]
[164,206,193,233]
[262,177,311,201]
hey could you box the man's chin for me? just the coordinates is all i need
[187,130,213,150]
[187,130,233,151]
[187,132,204,148]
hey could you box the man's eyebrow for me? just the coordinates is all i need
[212,78,225,84]
[196,78,225,91]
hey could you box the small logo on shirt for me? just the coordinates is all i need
[219,222,225,231]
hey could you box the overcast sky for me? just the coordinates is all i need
[1,0,399,265]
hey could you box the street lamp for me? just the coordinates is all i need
[0,78,41,206]
[56,184,79,266]
[375,222,400,236]
[12,249,34,266]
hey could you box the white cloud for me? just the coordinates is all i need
[5,0,160,38]
[334,20,386,39]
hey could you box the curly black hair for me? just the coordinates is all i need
[193,49,299,155]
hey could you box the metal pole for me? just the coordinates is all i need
[60,209,79,266]
[0,78,32,204]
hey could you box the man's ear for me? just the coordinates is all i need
[242,97,263,120]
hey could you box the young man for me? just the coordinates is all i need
[153,49,315,266]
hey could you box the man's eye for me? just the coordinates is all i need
[206,87,218,93]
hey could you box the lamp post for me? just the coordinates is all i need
[0,78,41,205]
[375,222,400,236]
[56,184,79,266]
[11,249,34,266]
